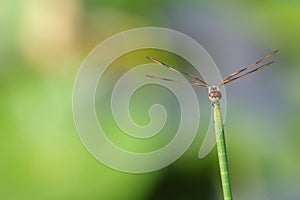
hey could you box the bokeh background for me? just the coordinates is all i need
[1,0,300,199]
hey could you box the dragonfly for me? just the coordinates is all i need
[146,50,278,104]
[146,50,278,200]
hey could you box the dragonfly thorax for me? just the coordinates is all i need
[208,86,222,103]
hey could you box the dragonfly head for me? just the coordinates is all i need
[208,86,222,103]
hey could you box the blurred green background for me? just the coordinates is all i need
[1,0,300,199]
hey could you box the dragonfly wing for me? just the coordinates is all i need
[218,50,278,86]
[146,56,208,86]
[146,75,208,88]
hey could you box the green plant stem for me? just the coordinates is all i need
[214,104,233,200]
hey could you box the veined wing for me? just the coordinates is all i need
[147,56,208,86]
[146,75,208,88]
[218,50,278,86]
